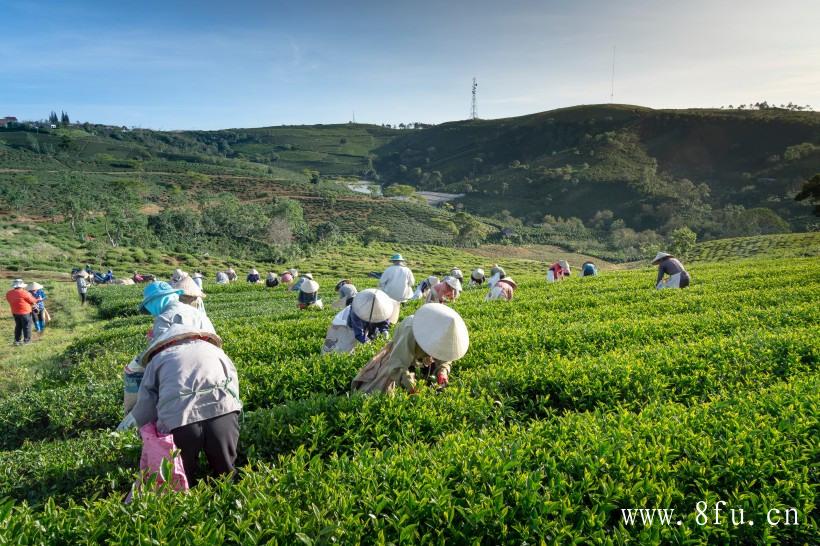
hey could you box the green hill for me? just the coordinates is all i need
[1,105,818,268]
[374,104,820,236]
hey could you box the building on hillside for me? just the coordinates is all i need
[0,116,19,128]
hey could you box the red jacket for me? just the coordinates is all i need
[6,288,37,315]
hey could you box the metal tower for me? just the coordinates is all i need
[471,77,478,120]
[610,46,616,103]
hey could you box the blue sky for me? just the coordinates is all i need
[2,0,818,129]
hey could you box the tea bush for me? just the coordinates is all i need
[0,253,817,543]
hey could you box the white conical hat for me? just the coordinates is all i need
[29,282,44,291]
[450,268,463,278]
[352,288,398,323]
[443,276,462,292]
[300,279,319,293]
[472,268,484,278]
[172,275,206,298]
[412,303,469,362]
[651,251,673,264]
[11,279,27,288]
[172,268,188,281]
[250,268,259,275]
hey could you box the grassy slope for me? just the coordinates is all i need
[0,280,97,397]
[374,104,820,228]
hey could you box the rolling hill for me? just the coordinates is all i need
[374,104,820,235]
[1,105,818,270]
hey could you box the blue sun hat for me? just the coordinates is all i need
[389,253,405,263]
[139,281,183,315]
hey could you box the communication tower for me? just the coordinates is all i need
[471,77,478,120]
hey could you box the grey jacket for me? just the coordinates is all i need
[131,330,241,433]
[76,277,89,294]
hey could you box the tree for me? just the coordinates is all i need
[669,226,697,258]
[361,226,390,246]
[60,111,70,125]
[314,221,340,242]
[49,111,58,125]
[453,211,488,246]
[795,174,820,216]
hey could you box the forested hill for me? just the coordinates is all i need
[374,104,820,237]
[0,104,818,271]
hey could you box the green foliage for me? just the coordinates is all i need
[0,250,817,543]
[669,226,697,258]
[795,173,820,215]
[361,226,390,246]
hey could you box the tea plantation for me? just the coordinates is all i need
[0,251,818,544]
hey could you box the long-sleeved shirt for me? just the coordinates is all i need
[656,258,688,285]
[29,289,46,310]
[351,316,450,394]
[378,265,415,302]
[426,282,457,303]
[6,289,37,315]
[348,307,390,343]
[131,333,241,434]
[298,290,318,306]
[486,281,514,301]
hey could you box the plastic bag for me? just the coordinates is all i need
[138,422,188,491]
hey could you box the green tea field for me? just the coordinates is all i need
[0,251,818,544]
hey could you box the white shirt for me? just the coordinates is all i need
[378,264,415,302]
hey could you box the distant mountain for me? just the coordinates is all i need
[374,104,820,236]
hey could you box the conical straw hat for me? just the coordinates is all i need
[300,279,319,293]
[443,276,462,292]
[173,275,206,298]
[651,251,673,264]
[412,303,469,362]
[497,277,517,289]
[352,288,397,323]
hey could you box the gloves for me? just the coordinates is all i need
[116,412,137,431]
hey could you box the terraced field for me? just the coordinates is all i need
[689,232,820,262]
[0,252,817,544]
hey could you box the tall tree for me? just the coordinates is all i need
[796,174,820,216]
[60,111,70,125]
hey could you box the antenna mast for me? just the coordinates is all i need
[470,77,478,120]
[610,46,616,103]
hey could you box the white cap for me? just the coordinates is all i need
[412,303,469,362]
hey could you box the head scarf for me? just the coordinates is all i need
[145,293,179,317]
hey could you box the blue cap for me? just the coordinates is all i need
[390,253,405,263]
[139,281,183,311]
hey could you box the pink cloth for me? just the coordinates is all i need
[138,422,189,491]
[281,272,293,284]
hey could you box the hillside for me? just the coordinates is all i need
[374,104,820,236]
[1,248,817,543]
[2,105,818,268]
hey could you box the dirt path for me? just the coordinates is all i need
[0,281,98,397]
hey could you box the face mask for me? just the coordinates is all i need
[145,294,178,316]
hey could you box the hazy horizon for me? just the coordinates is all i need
[2,0,819,130]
